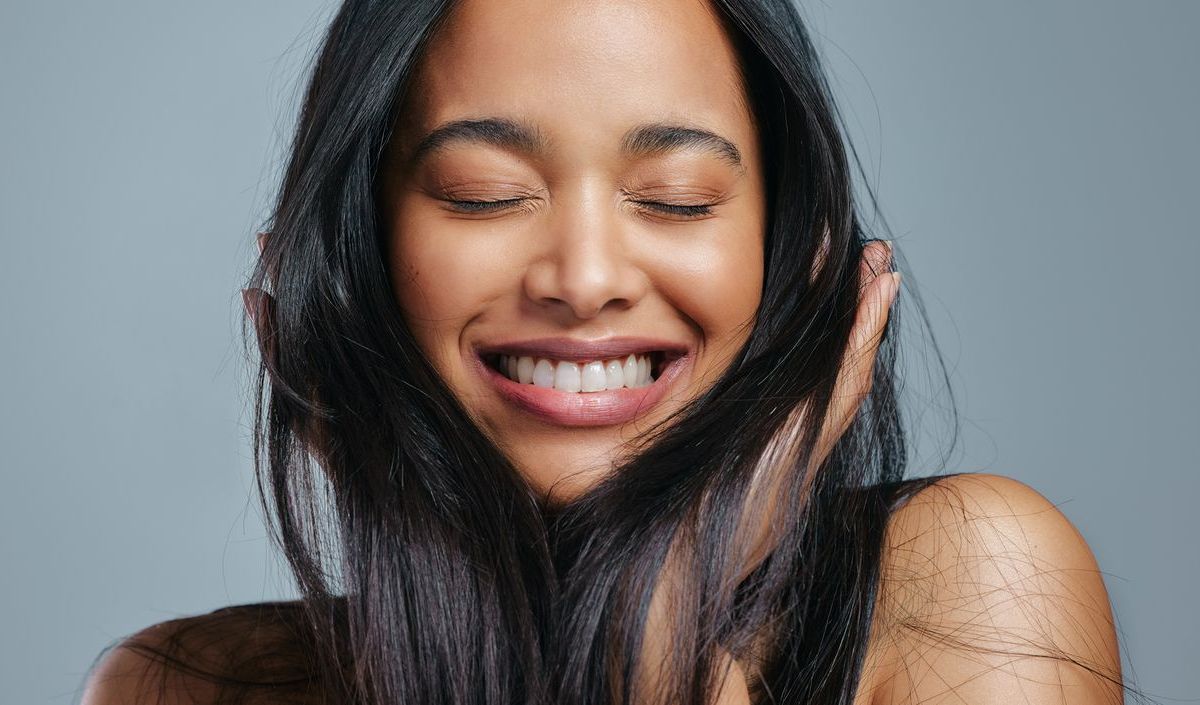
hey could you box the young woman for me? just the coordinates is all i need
[82,0,1123,703]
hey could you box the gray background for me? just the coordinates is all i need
[1,2,1195,703]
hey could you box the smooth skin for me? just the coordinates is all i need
[379,0,769,503]
[82,0,1121,703]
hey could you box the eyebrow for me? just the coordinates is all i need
[407,117,745,173]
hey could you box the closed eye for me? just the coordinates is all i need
[632,201,714,218]
[443,198,715,218]
[443,197,528,213]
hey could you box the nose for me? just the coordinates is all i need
[522,189,648,321]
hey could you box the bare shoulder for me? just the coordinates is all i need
[82,616,217,705]
[858,473,1124,705]
[81,611,241,705]
[81,601,320,705]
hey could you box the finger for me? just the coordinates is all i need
[737,242,896,577]
[817,241,899,455]
[859,238,892,291]
[847,240,896,363]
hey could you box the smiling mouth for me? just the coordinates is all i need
[480,350,671,391]
[473,346,690,427]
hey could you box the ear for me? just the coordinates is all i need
[256,231,269,256]
[241,287,277,372]
[240,285,333,469]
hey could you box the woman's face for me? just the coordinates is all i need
[381,0,766,502]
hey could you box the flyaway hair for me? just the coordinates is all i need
[95,1,1135,704]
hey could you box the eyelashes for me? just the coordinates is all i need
[441,197,715,219]
[636,201,715,218]
[444,197,529,214]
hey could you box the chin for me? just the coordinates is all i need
[511,446,617,506]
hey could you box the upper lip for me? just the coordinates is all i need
[474,336,690,363]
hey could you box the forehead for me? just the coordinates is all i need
[400,0,755,160]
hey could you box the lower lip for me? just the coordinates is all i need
[471,352,690,427]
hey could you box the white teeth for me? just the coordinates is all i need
[622,354,639,388]
[516,355,534,384]
[604,359,625,390]
[554,360,582,393]
[495,353,658,392]
[581,361,607,392]
[532,358,555,388]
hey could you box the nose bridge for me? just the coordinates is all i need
[524,179,645,320]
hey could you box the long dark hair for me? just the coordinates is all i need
[115,1,960,703]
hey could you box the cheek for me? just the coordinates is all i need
[388,211,511,360]
[655,231,764,344]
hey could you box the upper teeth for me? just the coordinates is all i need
[497,353,654,392]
